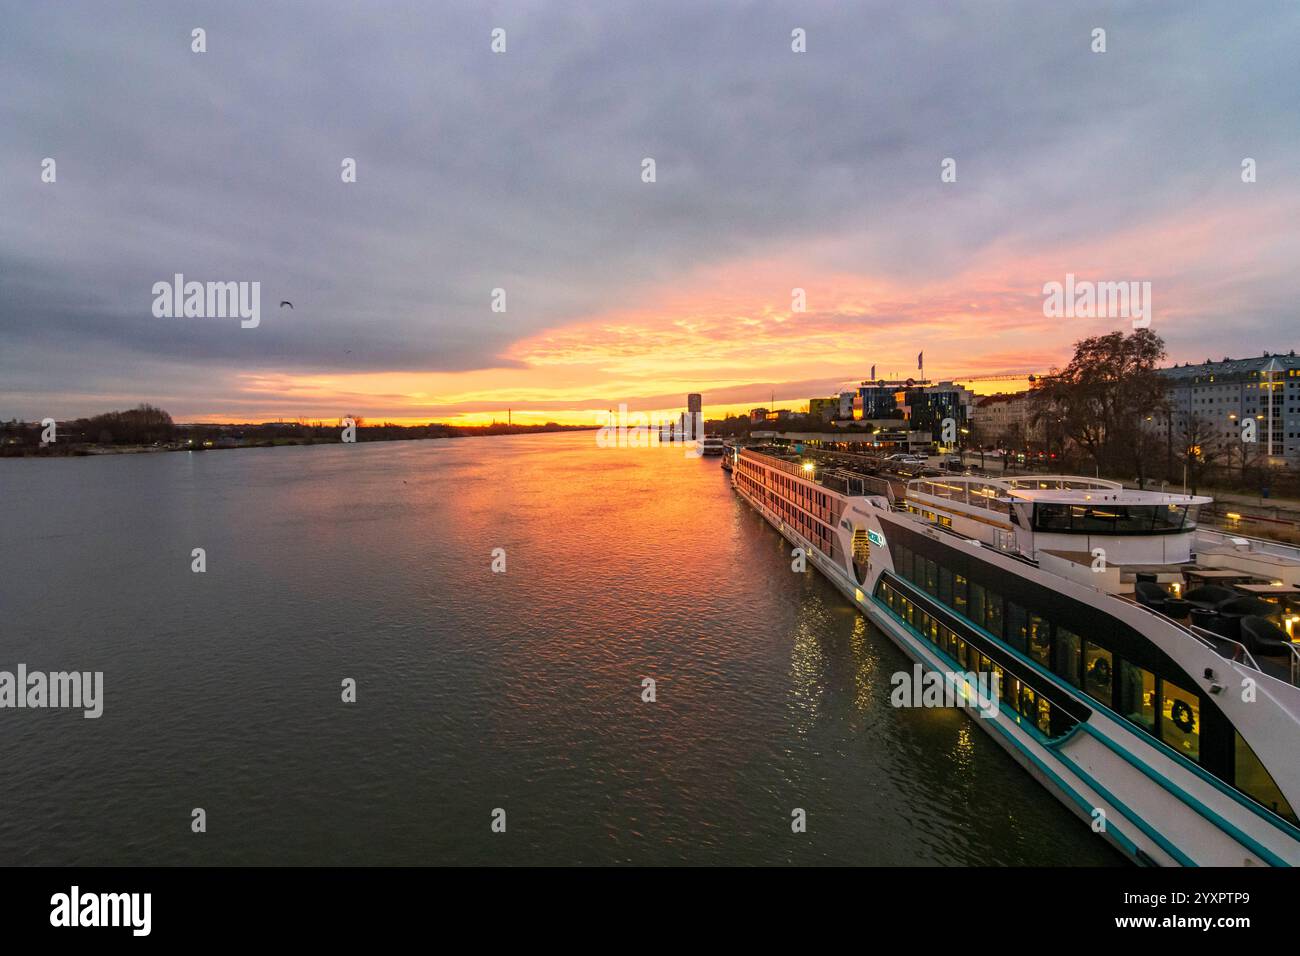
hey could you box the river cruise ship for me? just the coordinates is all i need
[732,446,1300,866]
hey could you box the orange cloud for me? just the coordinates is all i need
[186,193,1300,424]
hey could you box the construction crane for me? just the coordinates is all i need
[946,371,1051,384]
[847,371,1050,387]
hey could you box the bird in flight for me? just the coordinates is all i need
[279,300,293,309]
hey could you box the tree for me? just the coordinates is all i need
[966,419,988,470]
[1223,421,1267,487]
[1029,329,1168,486]
[996,422,1025,472]
[1175,412,1224,495]
[79,404,175,445]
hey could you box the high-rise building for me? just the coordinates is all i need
[1159,352,1300,466]
[849,378,972,430]
[687,393,702,416]
[857,382,904,419]
[809,397,837,421]
[905,381,974,436]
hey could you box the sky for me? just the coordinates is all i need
[3,1,1299,425]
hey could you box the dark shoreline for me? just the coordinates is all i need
[0,425,599,458]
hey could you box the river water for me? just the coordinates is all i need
[0,432,1119,865]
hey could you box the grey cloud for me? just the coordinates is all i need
[2,0,1298,419]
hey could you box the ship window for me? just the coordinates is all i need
[1119,661,1156,731]
[1027,614,1051,668]
[983,590,1003,638]
[851,529,871,567]
[1034,693,1052,735]
[1083,643,1114,705]
[953,574,968,616]
[1234,732,1298,825]
[1053,627,1081,687]
[938,567,954,607]
[1003,674,1021,713]
[1019,691,1050,738]
[1006,603,1028,653]
[895,545,912,581]
[1160,680,1200,762]
[1034,502,1071,530]
[923,558,938,596]
[969,582,986,628]
[1032,503,1196,535]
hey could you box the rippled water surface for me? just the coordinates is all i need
[0,433,1121,865]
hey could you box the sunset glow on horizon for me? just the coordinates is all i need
[165,195,1295,426]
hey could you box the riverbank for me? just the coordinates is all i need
[0,424,599,457]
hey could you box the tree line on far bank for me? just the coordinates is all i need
[0,405,592,455]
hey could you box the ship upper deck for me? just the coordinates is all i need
[908,474,1214,540]
[908,474,1211,518]
[1004,487,1214,507]
[738,447,896,500]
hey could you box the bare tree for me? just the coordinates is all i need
[1175,412,1224,495]
[1030,329,1168,484]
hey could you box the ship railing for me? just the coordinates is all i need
[1195,527,1300,561]
[1114,592,1239,652]
[1185,623,1293,685]
[908,478,1012,513]
[848,472,896,504]
[1116,594,1300,687]
[1282,642,1300,687]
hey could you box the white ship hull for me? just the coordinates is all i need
[732,449,1300,866]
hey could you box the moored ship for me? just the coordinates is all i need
[732,446,1300,866]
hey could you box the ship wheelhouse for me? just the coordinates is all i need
[906,476,1212,566]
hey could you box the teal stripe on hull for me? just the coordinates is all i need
[871,593,1185,866]
[878,573,1290,867]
